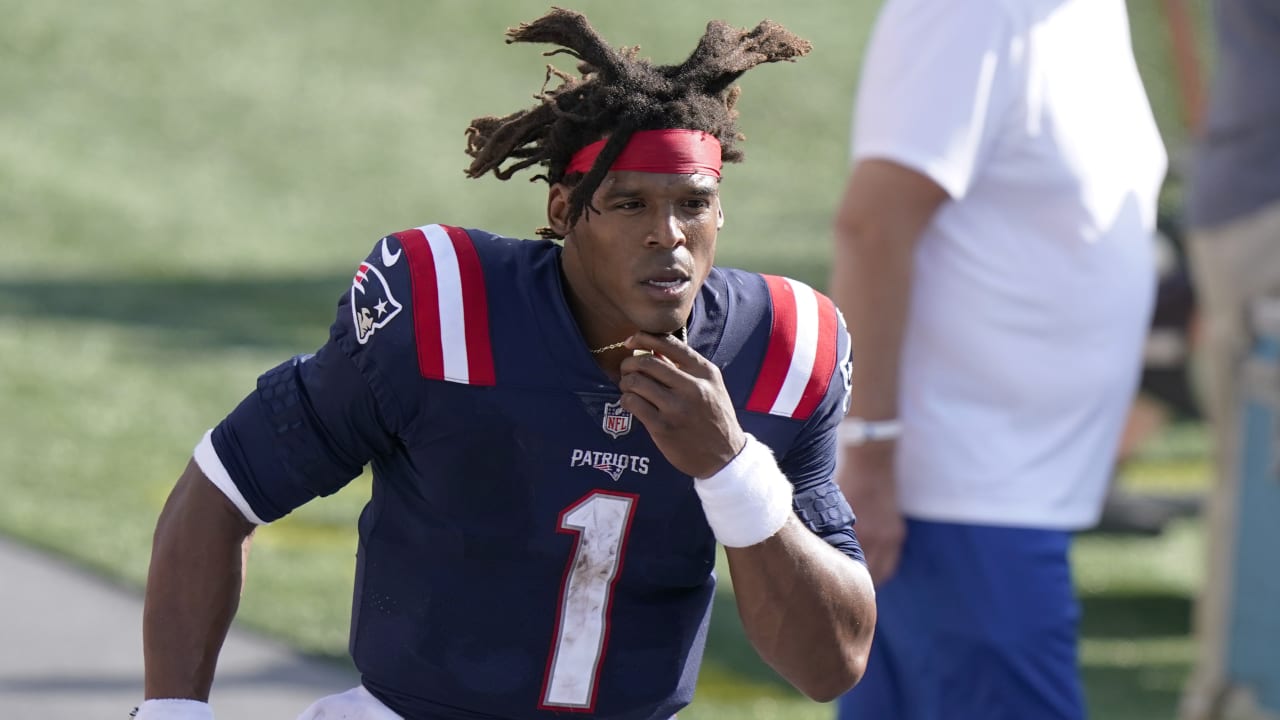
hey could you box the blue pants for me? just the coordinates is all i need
[837,519,1085,720]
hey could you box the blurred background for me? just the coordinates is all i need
[0,1,1216,718]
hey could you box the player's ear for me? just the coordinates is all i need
[547,183,572,237]
[716,204,725,230]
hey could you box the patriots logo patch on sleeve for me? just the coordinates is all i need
[351,260,403,344]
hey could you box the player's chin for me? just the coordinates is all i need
[625,287,694,333]
[631,306,691,338]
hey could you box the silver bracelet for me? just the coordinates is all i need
[839,417,902,446]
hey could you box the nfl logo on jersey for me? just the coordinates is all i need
[602,400,632,439]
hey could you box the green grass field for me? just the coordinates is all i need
[0,2,1212,718]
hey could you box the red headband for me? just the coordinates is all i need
[565,129,722,178]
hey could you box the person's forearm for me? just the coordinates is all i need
[829,158,949,428]
[143,460,255,700]
[724,518,876,701]
[829,196,916,424]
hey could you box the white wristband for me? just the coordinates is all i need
[693,434,794,548]
[131,699,213,719]
[839,417,901,446]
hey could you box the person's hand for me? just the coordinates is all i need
[619,331,747,478]
[836,443,905,585]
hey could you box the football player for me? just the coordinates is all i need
[137,9,875,720]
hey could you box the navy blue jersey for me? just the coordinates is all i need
[204,224,860,720]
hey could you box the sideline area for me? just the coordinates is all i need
[0,535,358,718]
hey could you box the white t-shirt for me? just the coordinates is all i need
[852,0,1167,529]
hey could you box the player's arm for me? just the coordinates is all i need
[140,348,394,717]
[722,515,874,701]
[140,346,394,718]
[619,332,875,701]
[829,158,947,583]
[138,230,411,716]
[143,458,256,703]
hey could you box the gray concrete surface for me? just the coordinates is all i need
[0,535,358,718]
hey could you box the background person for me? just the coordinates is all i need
[828,0,1167,718]
[1180,0,1280,716]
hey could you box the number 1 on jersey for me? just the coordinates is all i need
[540,491,638,711]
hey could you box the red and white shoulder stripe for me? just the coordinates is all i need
[390,224,496,386]
[746,275,841,421]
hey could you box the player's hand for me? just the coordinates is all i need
[618,331,747,479]
[836,443,905,585]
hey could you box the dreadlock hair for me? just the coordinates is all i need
[464,7,812,239]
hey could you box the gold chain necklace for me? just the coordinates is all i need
[590,325,687,355]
